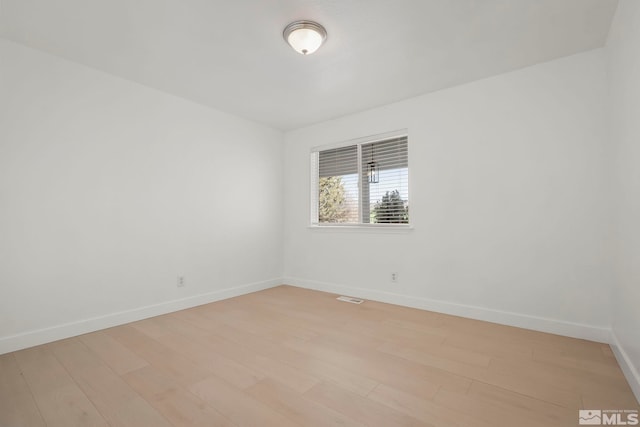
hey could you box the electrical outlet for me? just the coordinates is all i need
[391,272,398,283]
[177,276,185,287]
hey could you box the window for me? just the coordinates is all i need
[310,131,409,226]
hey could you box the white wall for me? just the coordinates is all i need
[284,49,612,341]
[606,0,640,400]
[0,40,283,353]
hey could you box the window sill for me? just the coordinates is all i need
[307,224,414,234]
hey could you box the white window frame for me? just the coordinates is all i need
[310,129,411,230]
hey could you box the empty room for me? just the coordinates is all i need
[1,0,639,426]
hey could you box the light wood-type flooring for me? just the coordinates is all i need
[1,285,638,426]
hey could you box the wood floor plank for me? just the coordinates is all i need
[123,365,235,427]
[303,381,427,426]
[581,391,640,412]
[0,353,46,427]
[247,378,364,427]
[376,339,490,380]
[201,318,380,395]
[50,338,173,427]
[205,302,322,344]
[191,300,332,344]
[433,380,577,427]
[478,357,583,408]
[105,325,213,387]
[13,345,109,427]
[288,332,471,397]
[79,330,149,375]
[134,318,264,389]
[189,374,298,427]
[341,317,447,347]
[442,331,533,361]
[159,314,322,393]
[469,380,575,426]
[367,383,491,427]
[532,347,627,379]
[129,318,171,339]
[195,318,379,396]
[484,356,634,408]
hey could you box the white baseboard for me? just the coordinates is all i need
[610,331,640,403]
[283,277,611,343]
[0,278,282,355]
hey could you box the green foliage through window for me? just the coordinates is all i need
[372,190,409,224]
[318,176,349,223]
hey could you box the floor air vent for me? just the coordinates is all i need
[336,296,364,304]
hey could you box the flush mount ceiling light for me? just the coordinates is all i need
[283,20,327,55]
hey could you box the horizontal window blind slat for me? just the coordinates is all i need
[361,138,408,172]
[318,144,358,177]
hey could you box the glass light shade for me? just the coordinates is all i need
[287,28,323,55]
[283,21,327,55]
[367,161,379,183]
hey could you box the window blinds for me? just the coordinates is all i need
[312,145,360,224]
[361,137,409,224]
[311,134,408,225]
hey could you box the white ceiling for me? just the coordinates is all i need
[0,0,618,130]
